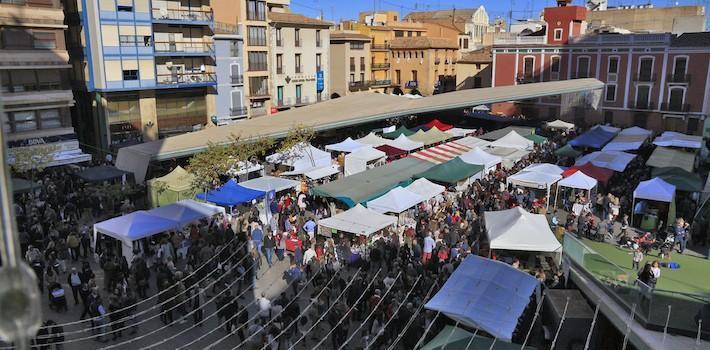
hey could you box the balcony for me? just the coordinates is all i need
[371,63,390,70]
[493,34,546,45]
[295,66,302,74]
[213,22,240,35]
[371,43,389,51]
[661,102,691,113]
[231,75,243,85]
[248,89,270,99]
[570,33,672,45]
[152,7,213,25]
[634,73,656,82]
[230,107,248,116]
[153,41,214,56]
[667,73,691,84]
[156,72,216,86]
[0,1,65,28]
[629,100,654,110]
[563,235,710,342]
[516,74,538,84]
[371,79,392,87]
[359,65,365,71]
[349,81,370,91]
[276,96,311,107]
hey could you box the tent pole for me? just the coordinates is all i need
[631,198,635,228]
[554,186,559,211]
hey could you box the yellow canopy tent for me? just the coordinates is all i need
[147,166,197,207]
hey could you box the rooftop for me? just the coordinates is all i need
[389,36,458,49]
[268,11,332,27]
[405,7,483,21]
[671,32,710,47]
[330,31,372,41]
[458,48,492,63]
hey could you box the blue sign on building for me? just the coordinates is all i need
[316,70,324,92]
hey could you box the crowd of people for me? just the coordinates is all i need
[10,121,709,349]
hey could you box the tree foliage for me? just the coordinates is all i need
[10,144,57,175]
[276,124,316,167]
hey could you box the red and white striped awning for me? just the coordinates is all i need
[409,141,472,164]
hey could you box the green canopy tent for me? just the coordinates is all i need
[382,126,415,139]
[312,157,434,207]
[651,167,704,193]
[146,166,197,207]
[422,325,537,350]
[524,133,547,144]
[555,144,582,158]
[11,178,39,194]
[414,157,484,186]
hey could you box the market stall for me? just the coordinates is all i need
[445,127,476,138]
[146,166,196,207]
[324,137,368,153]
[561,162,613,184]
[456,136,490,149]
[574,151,636,172]
[484,207,562,253]
[75,165,132,184]
[239,176,300,193]
[479,126,534,141]
[422,119,453,131]
[93,211,179,262]
[646,146,696,173]
[506,169,562,209]
[355,133,390,147]
[488,131,534,150]
[387,134,425,152]
[554,144,582,159]
[318,204,397,237]
[344,146,386,176]
[382,126,415,139]
[406,178,445,201]
[195,179,266,207]
[601,126,652,152]
[459,147,503,176]
[568,125,620,149]
[410,141,472,164]
[653,131,703,149]
[266,143,332,175]
[366,186,424,214]
[545,119,575,131]
[414,157,484,190]
[632,177,676,230]
[374,144,408,160]
[554,171,598,213]
[422,325,535,350]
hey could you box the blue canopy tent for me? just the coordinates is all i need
[568,125,620,149]
[425,255,539,343]
[196,179,266,207]
[148,199,226,227]
[93,211,180,261]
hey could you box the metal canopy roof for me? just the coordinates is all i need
[119,79,603,162]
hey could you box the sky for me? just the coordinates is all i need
[287,0,707,23]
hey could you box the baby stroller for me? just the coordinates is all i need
[48,283,68,312]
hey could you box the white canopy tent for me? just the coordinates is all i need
[344,146,386,176]
[227,161,264,178]
[632,177,676,227]
[456,136,490,149]
[486,146,531,169]
[489,131,534,150]
[267,143,332,175]
[507,170,562,209]
[459,147,502,175]
[388,134,425,152]
[355,133,390,147]
[653,131,703,149]
[553,171,598,209]
[406,178,446,201]
[575,151,636,172]
[303,165,340,180]
[366,186,425,214]
[484,207,562,253]
[239,176,300,193]
[601,126,651,152]
[318,204,397,236]
[446,127,476,138]
[324,137,368,153]
[522,163,566,177]
[545,119,575,130]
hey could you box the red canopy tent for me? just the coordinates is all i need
[562,162,614,183]
[375,144,408,160]
[423,119,453,131]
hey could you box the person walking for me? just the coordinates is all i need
[632,248,643,271]
[422,232,435,264]
[67,268,82,305]
[263,231,275,268]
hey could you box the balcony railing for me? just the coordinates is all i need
[156,72,216,85]
[570,33,672,45]
[563,235,710,340]
[371,63,390,70]
[1,81,67,93]
[371,79,392,87]
[276,67,283,74]
[153,41,214,54]
[295,66,302,74]
[629,100,655,110]
[213,22,240,35]
[359,65,365,71]
[493,35,546,45]
[667,73,691,84]
[371,43,389,50]
[276,96,311,107]
[349,65,356,72]
[231,75,243,85]
[634,73,656,82]
[516,74,537,84]
[152,8,213,22]
[248,88,269,98]
[230,107,248,116]
[349,81,370,91]
[660,102,691,113]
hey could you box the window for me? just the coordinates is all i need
[1,28,32,49]
[32,32,56,49]
[316,53,322,71]
[230,64,242,84]
[668,88,685,111]
[248,51,267,71]
[635,85,651,109]
[463,38,469,49]
[2,69,62,92]
[394,31,403,37]
[5,108,64,132]
[117,5,133,12]
[350,73,355,82]
[360,57,365,71]
[523,57,534,80]
[672,56,687,81]
[411,70,418,82]
[10,111,37,132]
[349,57,355,72]
[605,84,616,102]
[608,56,619,82]
[638,57,653,81]
[550,56,560,80]
[247,0,266,21]
[360,72,365,82]
[275,28,282,46]
[316,30,321,47]
[39,109,61,129]
[474,77,482,88]
[122,70,138,81]
[247,26,267,46]
[395,70,401,84]
[276,54,283,74]
[249,76,268,96]
[294,29,300,47]
[553,28,563,41]
[230,90,245,116]
[604,111,613,125]
[230,41,240,57]
[577,57,590,78]
[687,117,699,134]
[350,42,363,50]
[119,35,138,47]
[295,54,301,73]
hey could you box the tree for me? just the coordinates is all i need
[276,124,316,168]
[152,180,168,207]
[10,144,57,198]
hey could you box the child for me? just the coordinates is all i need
[632,248,643,271]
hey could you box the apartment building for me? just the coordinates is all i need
[456,48,492,90]
[587,5,706,34]
[405,6,492,52]
[64,0,216,152]
[329,31,371,97]
[389,37,458,96]
[269,12,330,110]
[212,0,246,123]
[345,11,427,93]
[491,4,710,135]
[0,0,91,166]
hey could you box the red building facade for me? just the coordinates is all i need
[492,5,710,135]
